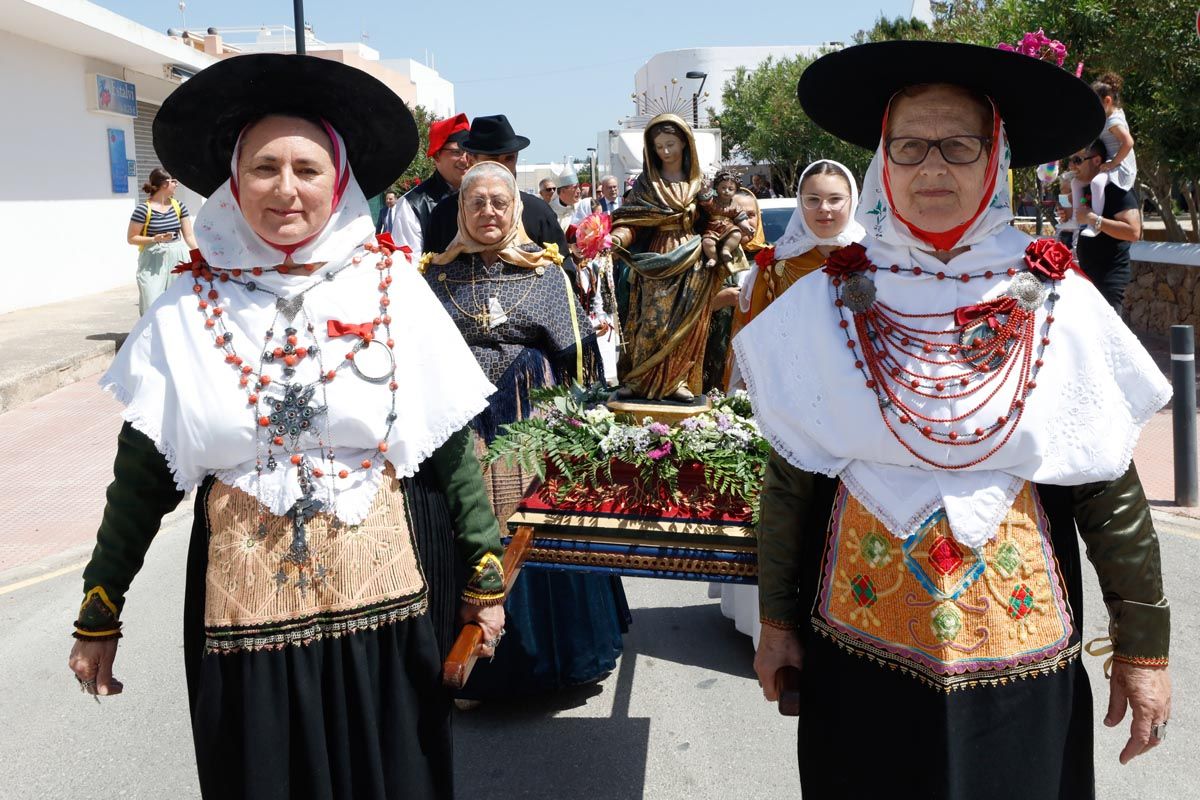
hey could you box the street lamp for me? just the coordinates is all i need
[586,147,598,205]
[685,70,708,127]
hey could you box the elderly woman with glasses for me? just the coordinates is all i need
[423,161,629,699]
[736,41,1171,799]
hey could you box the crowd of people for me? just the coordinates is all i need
[82,38,1174,800]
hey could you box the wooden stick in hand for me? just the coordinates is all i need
[442,525,533,689]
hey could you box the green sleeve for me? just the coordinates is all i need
[756,448,820,629]
[74,422,185,638]
[427,425,506,606]
[1072,463,1170,665]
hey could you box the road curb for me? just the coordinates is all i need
[0,337,124,415]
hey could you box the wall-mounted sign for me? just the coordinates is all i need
[87,73,137,118]
[127,159,137,178]
[108,129,129,194]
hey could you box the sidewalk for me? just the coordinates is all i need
[0,286,139,415]
[0,287,1196,583]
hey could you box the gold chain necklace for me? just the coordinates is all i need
[439,257,541,331]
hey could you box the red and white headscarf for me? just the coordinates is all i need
[193,119,377,296]
[857,97,1012,253]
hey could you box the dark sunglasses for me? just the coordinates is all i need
[1068,154,1098,165]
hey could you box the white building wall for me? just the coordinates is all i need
[0,29,144,314]
[385,59,454,117]
[632,46,829,124]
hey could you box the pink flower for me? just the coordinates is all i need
[648,422,670,436]
[647,441,673,461]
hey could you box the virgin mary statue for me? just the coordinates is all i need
[611,114,738,401]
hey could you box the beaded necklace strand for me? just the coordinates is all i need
[830,253,1059,470]
[181,238,402,589]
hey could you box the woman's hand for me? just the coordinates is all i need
[153,232,175,244]
[67,639,123,696]
[460,603,506,659]
[1105,662,1171,764]
[754,625,804,702]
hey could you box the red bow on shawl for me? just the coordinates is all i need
[327,320,375,340]
[374,233,413,262]
[172,248,208,275]
[754,245,776,269]
[954,296,1017,330]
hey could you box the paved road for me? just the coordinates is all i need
[1,506,1196,799]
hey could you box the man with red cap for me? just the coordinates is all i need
[393,113,471,261]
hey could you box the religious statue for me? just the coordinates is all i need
[611,114,745,402]
[697,171,756,269]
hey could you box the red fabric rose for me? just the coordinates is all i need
[822,242,871,278]
[754,245,776,269]
[1023,238,1076,281]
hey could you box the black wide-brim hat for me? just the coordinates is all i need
[461,115,531,155]
[797,41,1105,168]
[154,54,417,197]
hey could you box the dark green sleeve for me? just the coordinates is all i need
[1072,463,1170,665]
[74,422,185,638]
[757,448,820,629]
[427,425,506,606]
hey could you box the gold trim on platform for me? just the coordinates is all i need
[506,508,754,543]
[523,546,758,578]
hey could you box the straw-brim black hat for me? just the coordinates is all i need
[797,41,1104,168]
[154,54,417,197]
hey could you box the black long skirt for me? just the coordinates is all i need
[182,479,454,800]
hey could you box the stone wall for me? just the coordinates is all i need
[1125,261,1200,348]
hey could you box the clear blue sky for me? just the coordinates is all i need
[95,0,915,162]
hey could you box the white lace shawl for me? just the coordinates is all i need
[733,225,1171,546]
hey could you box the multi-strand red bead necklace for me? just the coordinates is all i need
[824,239,1078,470]
[176,236,404,578]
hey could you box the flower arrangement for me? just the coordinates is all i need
[486,383,769,521]
[575,212,613,261]
[996,29,1068,66]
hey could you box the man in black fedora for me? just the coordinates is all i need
[423,114,571,273]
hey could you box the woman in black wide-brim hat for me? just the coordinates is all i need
[66,54,507,800]
[735,41,1172,798]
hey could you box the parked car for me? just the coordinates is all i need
[756,197,795,245]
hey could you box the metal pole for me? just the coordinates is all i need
[692,93,698,128]
[1171,325,1198,506]
[293,0,305,55]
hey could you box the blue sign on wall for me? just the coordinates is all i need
[108,129,129,194]
[95,74,137,117]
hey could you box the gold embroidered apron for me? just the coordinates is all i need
[813,482,1078,691]
[202,468,427,654]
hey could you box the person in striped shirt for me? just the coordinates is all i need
[127,167,197,313]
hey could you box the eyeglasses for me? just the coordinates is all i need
[442,147,466,159]
[466,196,512,213]
[540,186,556,193]
[800,194,849,211]
[1068,154,1098,165]
[885,135,991,166]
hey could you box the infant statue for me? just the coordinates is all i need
[697,170,756,269]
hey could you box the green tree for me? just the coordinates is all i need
[853,14,931,43]
[927,0,1199,241]
[389,104,437,195]
[712,54,872,195]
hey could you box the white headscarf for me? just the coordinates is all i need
[735,106,1170,547]
[855,108,1014,253]
[104,118,496,524]
[193,120,378,298]
[773,160,867,260]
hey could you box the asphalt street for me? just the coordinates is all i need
[1,507,1195,800]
